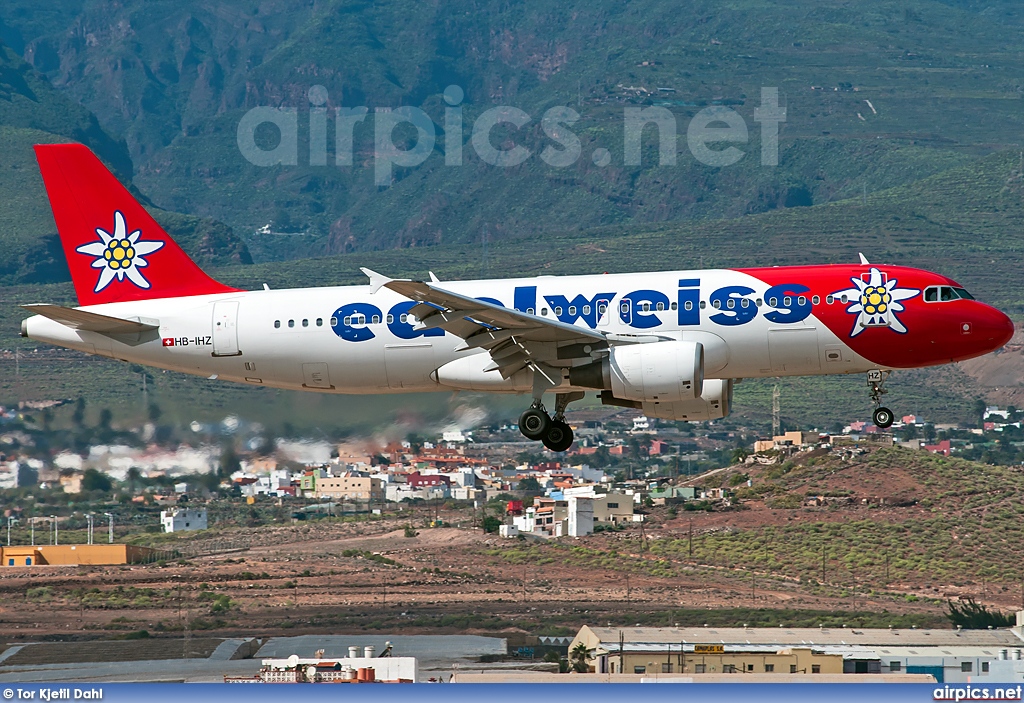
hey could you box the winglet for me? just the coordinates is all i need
[858,253,870,265]
[360,267,392,294]
[429,271,441,283]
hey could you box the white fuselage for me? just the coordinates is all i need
[23,269,877,394]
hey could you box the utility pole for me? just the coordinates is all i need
[6,517,11,546]
[104,513,113,543]
[626,572,631,604]
[688,519,693,559]
[772,385,781,439]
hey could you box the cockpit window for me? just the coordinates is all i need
[924,285,974,302]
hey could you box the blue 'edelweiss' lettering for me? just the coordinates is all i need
[620,290,670,329]
[709,285,757,326]
[545,293,614,328]
[330,280,814,341]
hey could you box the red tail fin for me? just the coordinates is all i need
[34,143,239,305]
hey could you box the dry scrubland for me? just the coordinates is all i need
[0,446,1017,647]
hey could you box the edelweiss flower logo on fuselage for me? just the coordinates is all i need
[831,267,920,337]
[75,211,165,293]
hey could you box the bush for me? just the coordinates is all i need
[26,586,52,601]
[404,525,418,538]
[765,493,802,510]
[482,516,502,533]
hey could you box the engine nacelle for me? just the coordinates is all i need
[640,378,733,421]
[569,340,704,403]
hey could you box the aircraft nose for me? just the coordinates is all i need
[972,305,1014,352]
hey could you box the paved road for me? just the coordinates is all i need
[0,634,507,683]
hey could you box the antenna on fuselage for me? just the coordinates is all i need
[858,253,870,265]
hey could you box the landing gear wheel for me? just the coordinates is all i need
[519,408,551,440]
[873,406,894,429]
[542,420,574,452]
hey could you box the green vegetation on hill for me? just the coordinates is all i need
[666,447,1024,587]
[1,0,1022,257]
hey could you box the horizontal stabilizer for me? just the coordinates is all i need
[21,304,159,334]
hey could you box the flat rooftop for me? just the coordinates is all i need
[582,626,1024,649]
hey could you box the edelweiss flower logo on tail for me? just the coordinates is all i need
[832,267,919,337]
[75,211,165,293]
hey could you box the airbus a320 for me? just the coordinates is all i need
[20,144,1015,451]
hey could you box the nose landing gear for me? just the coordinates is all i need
[868,370,895,429]
[518,391,582,452]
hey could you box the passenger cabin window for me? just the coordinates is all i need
[302,318,309,327]
[316,318,323,327]
[288,319,295,328]
[274,320,281,329]
[330,317,338,327]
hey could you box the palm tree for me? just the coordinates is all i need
[569,642,592,673]
[126,467,141,494]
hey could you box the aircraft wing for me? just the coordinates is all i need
[20,304,159,334]
[376,271,608,379]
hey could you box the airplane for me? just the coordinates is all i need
[19,144,1015,451]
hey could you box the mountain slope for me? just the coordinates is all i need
[3,0,1023,258]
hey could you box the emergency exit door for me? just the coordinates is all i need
[212,301,241,356]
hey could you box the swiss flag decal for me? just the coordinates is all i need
[162,338,175,347]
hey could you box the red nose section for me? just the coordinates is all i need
[964,305,1015,359]
[990,308,1015,348]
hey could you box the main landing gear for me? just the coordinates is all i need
[519,392,583,452]
[868,369,894,429]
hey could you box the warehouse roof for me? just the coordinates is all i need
[579,626,1024,649]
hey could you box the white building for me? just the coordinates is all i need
[567,495,594,537]
[160,507,208,533]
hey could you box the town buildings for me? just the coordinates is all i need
[569,623,1024,682]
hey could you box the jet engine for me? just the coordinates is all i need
[569,340,704,403]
